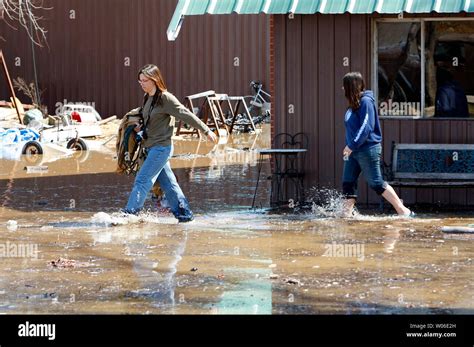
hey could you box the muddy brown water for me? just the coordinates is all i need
[0,126,472,314]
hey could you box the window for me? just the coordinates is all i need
[374,19,474,119]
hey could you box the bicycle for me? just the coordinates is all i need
[247,80,271,124]
[225,80,272,132]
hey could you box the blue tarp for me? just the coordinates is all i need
[0,128,40,160]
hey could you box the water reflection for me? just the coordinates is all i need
[0,125,473,314]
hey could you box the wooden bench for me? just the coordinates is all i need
[383,142,474,188]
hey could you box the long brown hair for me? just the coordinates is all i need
[343,72,365,109]
[138,64,167,106]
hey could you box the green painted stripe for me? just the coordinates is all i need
[323,0,349,14]
[466,0,474,12]
[186,0,210,15]
[294,0,322,14]
[378,0,406,14]
[267,0,294,14]
[238,0,266,14]
[166,0,188,41]
[178,0,474,16]
[212,0,237,14]
[352,0,378,14]
[439,0,465,13]
[410,0,436,13]
[168,0,474,41]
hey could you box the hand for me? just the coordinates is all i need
[207,131,218,144]
[134,124,142,132]
[343,145,352,159]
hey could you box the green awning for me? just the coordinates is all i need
[168,0,474,40]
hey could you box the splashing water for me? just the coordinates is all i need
[91,211,140,226]
[307,187,353,218]
[306,187,426,221]
[90,211,177,226]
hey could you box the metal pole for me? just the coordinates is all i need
[30,18,41,112]
[0,50,23,124]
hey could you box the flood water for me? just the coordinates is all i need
[0,125,473,314]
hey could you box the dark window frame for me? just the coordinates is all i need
[373,17,474,120]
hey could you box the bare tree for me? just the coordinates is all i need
[1,0,49,46]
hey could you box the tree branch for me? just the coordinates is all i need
[1,0,50,46]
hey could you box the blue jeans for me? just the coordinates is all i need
[124,145,193,221]
[342,144,387,200]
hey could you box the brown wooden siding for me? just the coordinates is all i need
[274,13,474,206]
[273,14,372,204]
[2,5,472,207]
[0,0,270,118]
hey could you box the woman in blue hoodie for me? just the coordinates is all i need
[342,72,413,217]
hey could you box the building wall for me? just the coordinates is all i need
[273,13,474,206]
[2,4,472,206]
[0,0,270,118]
[273,13,372,204]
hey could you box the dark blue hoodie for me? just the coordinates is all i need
[344,90,382,151]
